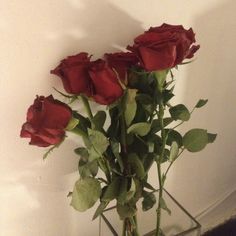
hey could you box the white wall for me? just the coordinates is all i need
[1,0,236,235]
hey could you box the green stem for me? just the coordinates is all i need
[120,113,127,155]
[120,114,130,236]
[133,215,140,236]
[122,220,126,236]
[122,217,140,236]
[70,127,87,138]
[149,103,157,123]
[80,95,111,183]
[155,98,167,236]
[80,95,94,121]
[120,110,140,236]
[164,148,185,178]
[156,182,162,236]
[98,157,111,183]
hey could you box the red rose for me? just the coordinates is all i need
[88,59,123,105]
[127,23,200,71]
[51,53,92,95]
[20,95,72,147]
[52,53,123,105]
[105,52,138,82]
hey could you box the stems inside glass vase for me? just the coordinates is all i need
[122,216,140,236]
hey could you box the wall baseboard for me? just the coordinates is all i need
[195,189,236,233]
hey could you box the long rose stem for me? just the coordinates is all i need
[155,98,167,236]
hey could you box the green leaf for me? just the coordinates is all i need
[143,153,155,172]
[132,179,143,203]
[163,89,174,104]
[117,178,136,204]
[128,153,146,179]
[66,117,79,131]
[150,120,161,134]
[117,203,137,220]
[169,141,179,162]
[155,149,170,164]
[92,111,106,131]
[110,140,124,172]
[142,104,152,114]
[126,134,134,146]
[163,149,170,163]
[92,201,109,220]
[125,179,136,202]
[147,134,162,154]
[72,111,91,133]
[88,129,109,155]
[88,147,100,161]
[127,122,151,136]
[71,177,101,212]
[142,192,156,211]
[86,161,98,177]
[125,102,137,127]
[82,135,92,149]
[163,117,174,127]
[195,99,208,108]
[128,135,149,155]
[107,107,120,138]
[125,89,138,126]
[160,197,171,215]
[128,69,154,95]
[166,129,183,147]
[117,178,128,204]
[151,117,173,133]
[169,104,190,121]
[207,133,217,143]
[183,129,208,152]
[102,178,121,201]
[78,159,98,178]
[133,102,150,122]
[74,147,89,159]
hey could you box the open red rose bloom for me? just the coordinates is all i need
[127,23,200,71]
[20,95,72,147]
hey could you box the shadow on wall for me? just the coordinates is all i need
[15,1,144,236]
[44,0,143,173]
[46,0,143,57]
[168,0,236,216]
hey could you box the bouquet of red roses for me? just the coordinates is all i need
[21,24,216,236]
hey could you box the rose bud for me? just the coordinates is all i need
[51,52,92,96]
[105,52,138,83]
[127,23,200,71]
[20,95,72,147]
[88,59,123,105]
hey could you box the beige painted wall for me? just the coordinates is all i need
[1,0,236,235]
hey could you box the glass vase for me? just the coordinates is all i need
[99,189,201,236]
